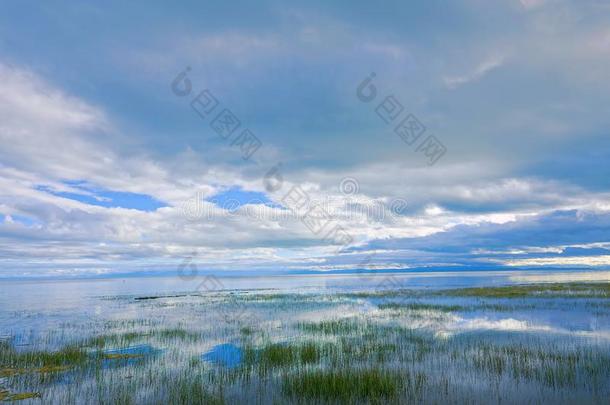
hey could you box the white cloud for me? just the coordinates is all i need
[519,0,547,11]
[443,54,506,89]
[2,0,610,278]
[510,271,610,282]
[503,256,610,267]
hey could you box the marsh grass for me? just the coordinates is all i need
[0,341,87,370]
[378,302,465,312]
[87,333,143,349]
[86,328,200,349]
[441,282,610,298]
[101,353,144,360]
[344,289,420,299]
[299,342,320,364]
[165,373,225,405]
[242,341,329,372]
[378,301,537,312]
[343,282,609,300]
[156,328,200,341]
[0,389,41,401]
[470,343,610,389]
[258,343,295,368]
[240,293,297,301]
[282,368,402,402]
[297,319,361,335]
[1,281,608,403]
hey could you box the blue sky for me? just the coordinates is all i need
[0,0,609,278]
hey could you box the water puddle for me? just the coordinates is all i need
[202,343,242,368]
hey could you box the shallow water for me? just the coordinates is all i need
[0,269,608,404]
[1,269,608,344]
[202,343,243,368]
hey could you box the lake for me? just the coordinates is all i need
[0,269,608,403]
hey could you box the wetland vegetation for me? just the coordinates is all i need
[0,281,608,403]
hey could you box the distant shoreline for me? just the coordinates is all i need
[1,267,608,283]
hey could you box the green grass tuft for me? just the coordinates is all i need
[379,302,465,312]
[0,341,87,369]
[283,369,401,401]
[442,282,610,298]
[298,319,360,334]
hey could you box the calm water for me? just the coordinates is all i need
[1,269,609,403]
[1,269,608,345]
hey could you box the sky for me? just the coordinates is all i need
[1,0,610,278]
